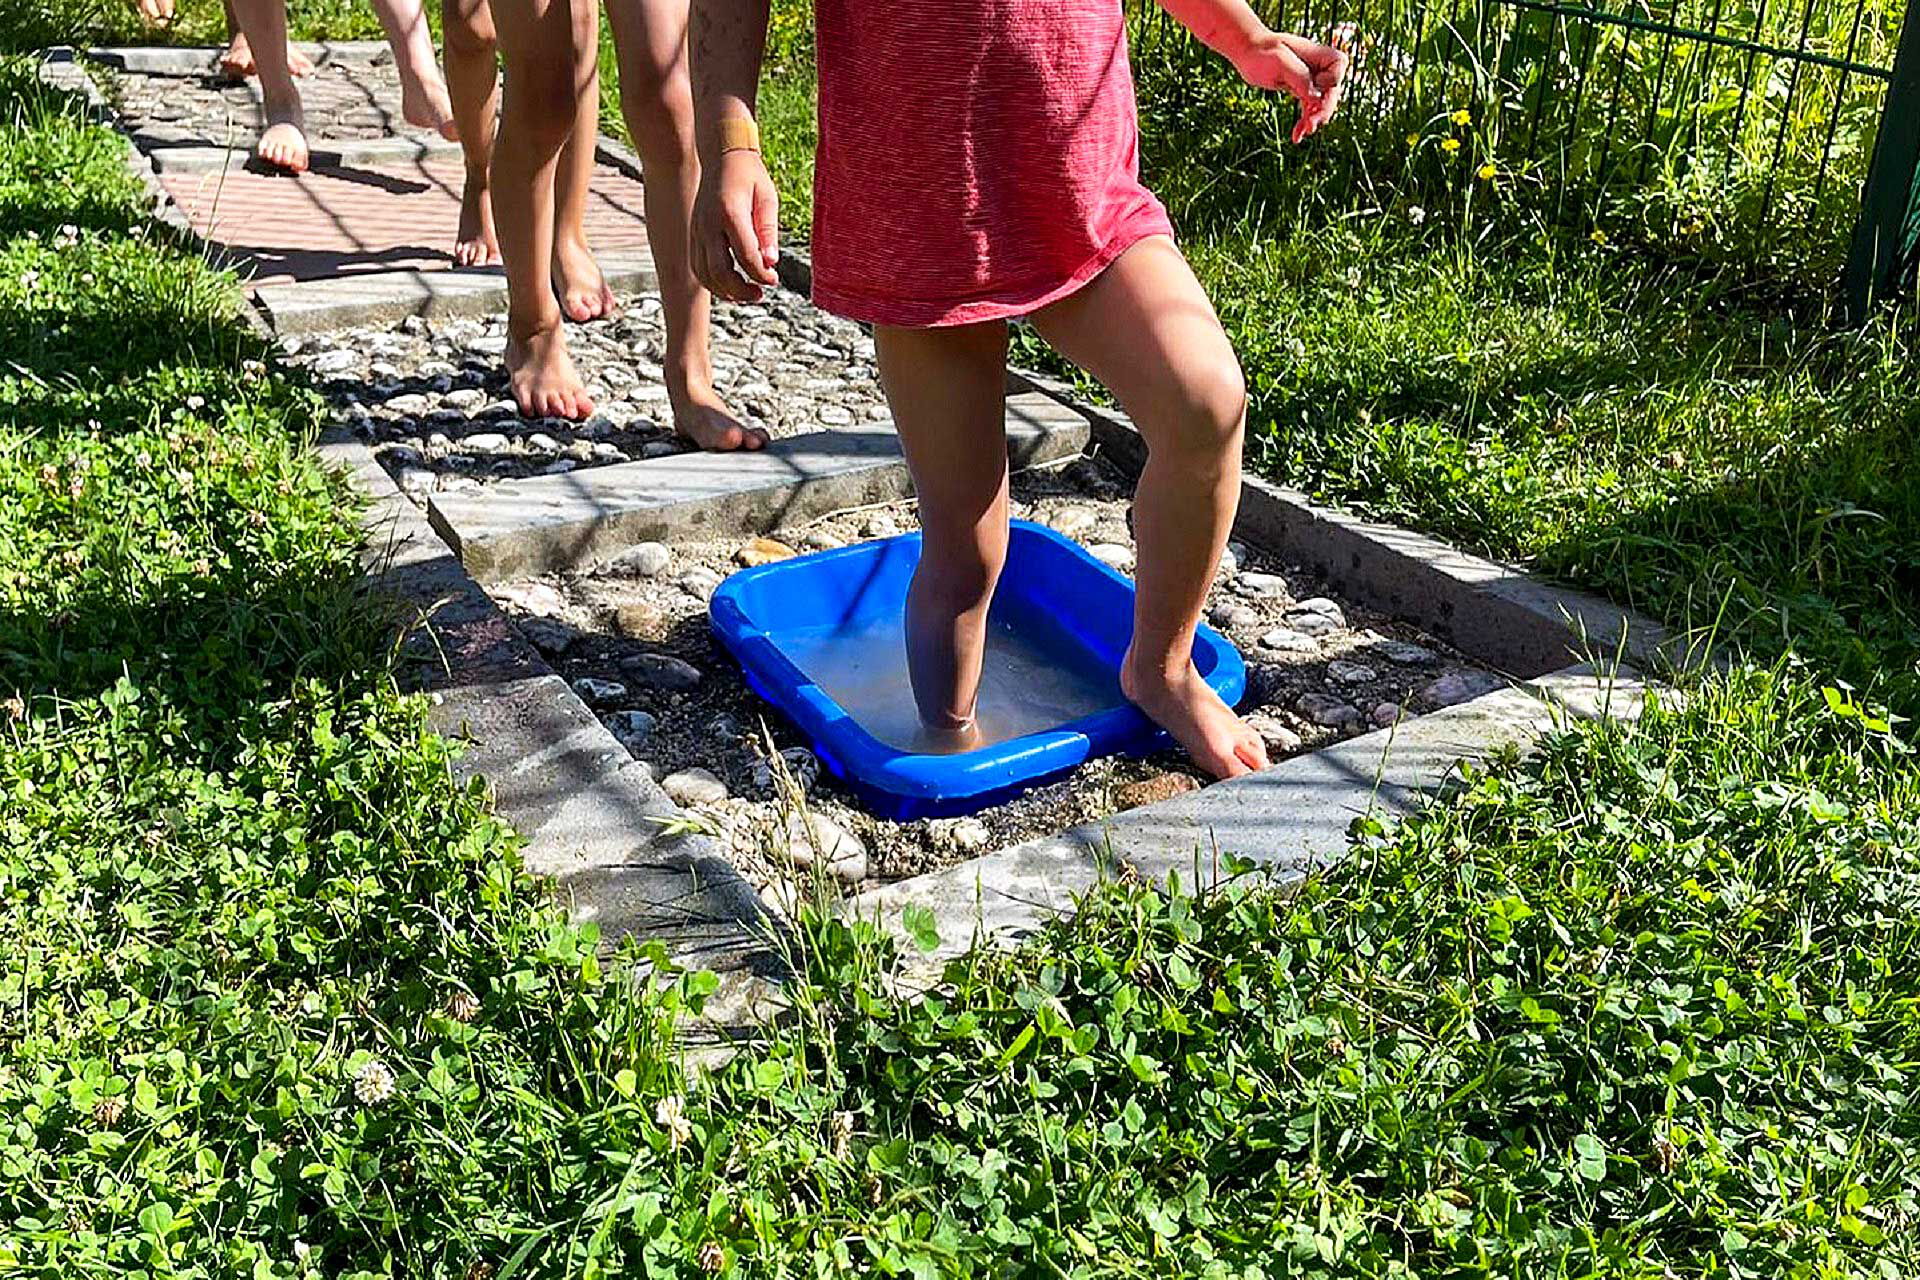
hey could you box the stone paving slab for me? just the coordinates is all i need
[256,252,658,333]
[854,664,1644,977]
[317,426,777,975]
[149,135,462,173]
[427,392,1092,581]
[87,41,390,75]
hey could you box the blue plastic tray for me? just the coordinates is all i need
[708,519,1247,819]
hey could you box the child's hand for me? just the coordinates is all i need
[131,0,175,24]
[1233,31,1347,142]
[692,144,780,303]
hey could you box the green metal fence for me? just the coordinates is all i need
[1131,0,1918,298]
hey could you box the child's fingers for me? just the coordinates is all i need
[752,179,781,278]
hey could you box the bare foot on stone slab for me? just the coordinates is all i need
[397,59,460,141]
[506,323,594,420]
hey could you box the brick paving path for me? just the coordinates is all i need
[159,151,651,286]
[101,49,650,290]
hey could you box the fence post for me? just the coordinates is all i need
[1844,0,1920,320]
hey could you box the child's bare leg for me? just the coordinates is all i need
[443,0,502,265]
[1032,236,1267,779]
[229,0,308,172]
[605,0,764,450]
[491,0,596,417]
[551,81,616,322]
[221,0,314,78]
[874,322,1011,744]
[369,0,459,139]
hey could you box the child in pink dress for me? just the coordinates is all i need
[690,0,1345,779]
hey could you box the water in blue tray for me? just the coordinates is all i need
[777,612,1123,755]
[709,520,1245,819]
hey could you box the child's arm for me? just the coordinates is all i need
[689,0,781,302]
[1155,0,1348,141]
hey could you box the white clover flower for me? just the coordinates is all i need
[1408,205,1427,226]
[655,1094,693,1149]
[352,1059,397,1106]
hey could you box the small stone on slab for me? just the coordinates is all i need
[1285,598,1348,636]
[1327,660,1378,685]
[1297,692,1362,729]
[624,653,703,691]
[1258,626,1320,654]
[571,677,628,705]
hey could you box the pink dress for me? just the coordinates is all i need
[809,0,1175,328]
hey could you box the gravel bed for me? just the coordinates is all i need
[101,55,441,146]
[288,289,886,498]
[482,454,1506,910]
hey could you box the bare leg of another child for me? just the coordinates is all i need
[605,0,764,449]
[874,321,1011,753]
[368,0,460,139]
[491,0,598,417]
[551,102,617,323]
[228,0,309,172]
[442,0,502,265]
[1031,235,1267,778]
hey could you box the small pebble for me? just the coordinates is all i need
[1210,602,1261,632]
[736,537,798,567]
[1285,598,1348,636]
[610,541,673,577]
[1258,626,1320,654]
[863,513,901,538]
[1378,640,1440,667]
[613,602,668,640]
[754,746,821,796]
[1235,572,1291,600]
[625,652,703,690]
[1088,543,1134,571]
[1371,702,1404,728]
[663,767,730,806]
[517,617,575,655]
[1327,660,1377,685]
[677,568,724,601]
[801,529,847,551]
[1297,692,1362,729]
[603,709,657,752]
[571,677,628,705]
[782,809,868,884]
[525,432,562,454]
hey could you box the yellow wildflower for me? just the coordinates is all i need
[1590,229,1609,246]
[1450,109,1471,125]
[1441,138,1462,154]
[1406,133,1420,147]
[1476,162,1497,181]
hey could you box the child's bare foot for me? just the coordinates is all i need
[453,175,501,267]
[506,322,594,420]
[255,98,309,173]
[397,60,460,141]
[1120,652,1268,779]
[221,33,314,79]
[552,233,617,322]
[668,375,768,452]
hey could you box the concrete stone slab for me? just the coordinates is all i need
[853,662,1645,981]
[86,42,388,75]
[1007,366,1692,681]
[427,392,1090,581]
[316,429,776,974]
[147,135,463,173]
[255,254,656,332]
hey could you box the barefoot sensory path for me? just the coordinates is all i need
[55,43,1659,982]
